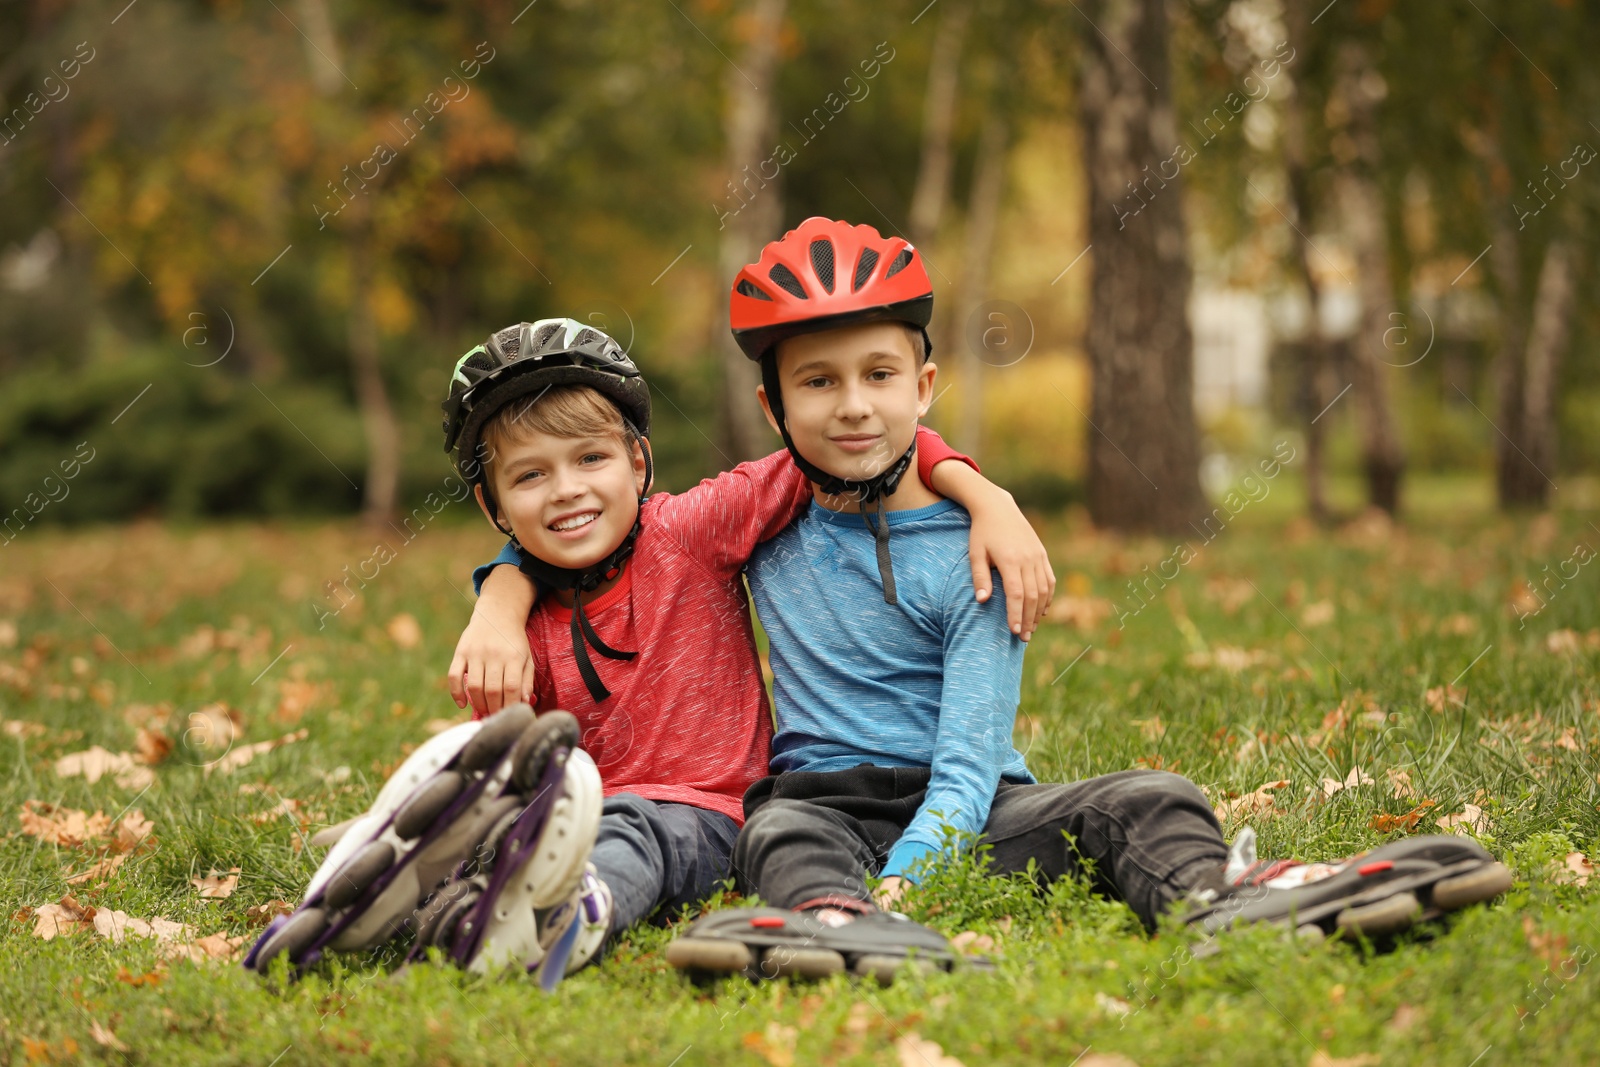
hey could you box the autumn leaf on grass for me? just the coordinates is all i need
[202,729,309,776]
[1045,596,1115,631]
[1369,800,1438,833]
[0,718,46,740]
[31,895,96,939]
[387,613,423,648]
[64,854,132,886]
[185,703,241,754]
[53,746,155,790]
[192,867,241,899]
[134,727,173,765]
[88,1020,128,1052]
[1385,767,1417,799]
[1553,852,1593,888]
[1308,1053,1379,1067]
[18,800,112,848]
[276,679,333,726]
[897,1033,967,1067]
[1319,767,1375,799]
[1131,717,1166,742]
[742,1022,798,1067]
[1522,915,1572,971]
[161,931,247,964]
[245,900,294,925]
[1434,803,1490,837]
[1213,780,1290,823]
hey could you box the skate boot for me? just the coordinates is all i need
[408,747,603,982]
[244,705,586,974]
[666,905,960,985]
[1182,826,1512,940]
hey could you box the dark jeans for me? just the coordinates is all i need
[591,793,740,932]
[732,766,1229,930]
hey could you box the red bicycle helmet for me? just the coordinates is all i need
[730,217,933,362]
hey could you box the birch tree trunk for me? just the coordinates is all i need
[953,113,1008,459]
[1510,238,1574,505]
[1075,0,1205,533]
[347,223,400,524]
[715,0,788,464]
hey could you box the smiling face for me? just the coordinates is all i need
[476,388,647,574]
[758,321,936,486]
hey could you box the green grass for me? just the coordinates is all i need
[2,496,1598,1065]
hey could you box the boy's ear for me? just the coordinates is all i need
[632,437,653,496]
[473,483,512,536]
[756,384,783,436]
[915,360,938,418]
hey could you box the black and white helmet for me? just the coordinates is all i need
[442,318,651,484]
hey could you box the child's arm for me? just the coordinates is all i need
[448,556,536,717]
[924,452,1056,642]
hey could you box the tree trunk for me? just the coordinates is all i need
[953,113,1008,459]
[1508,238,1574,505]
[715,0,787,465]
[1333,43,1404,515]
[1075,0,1205,534]
[1282,0,1333,522]
[295,0,345,96]
[348,227,400,524]
[908,0,972,365]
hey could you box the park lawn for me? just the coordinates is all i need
[1,498,1597,1066]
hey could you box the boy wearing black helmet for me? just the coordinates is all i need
[444,316,1053,976]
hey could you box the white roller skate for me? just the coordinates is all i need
[244,704,588,974]
[408,747,605,984]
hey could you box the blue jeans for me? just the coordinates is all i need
[591,793,740,933]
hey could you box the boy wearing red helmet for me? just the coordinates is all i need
[662,218,1510,979]
[452,312,1054,975]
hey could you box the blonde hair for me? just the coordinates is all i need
[480,385,632,482]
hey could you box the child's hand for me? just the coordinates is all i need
[448,611,534,716]
[966,487,1055,641]
[448,564,537,716]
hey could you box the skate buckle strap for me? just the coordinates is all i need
[449,747,571,967]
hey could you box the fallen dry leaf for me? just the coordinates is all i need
[32,895,95,939]
[52,746,155,790]
[1308,1053,1379,1067]
[1435,803,1490,837]
[1213,780,1290,823]
[1554,852,1593,888]
[1046,596,1115,631]
[93,907,192,944]
[161,931,247,964]
[387,613,423,648]
[18,801,112,848]
[1546,629,1583,655]
[1187,646,1270,672]
[1,718,47,739]
[896,1033,967,1067]
[276,679,332,726]
[1132,717,1166,742]
[1386,1003,1423,1033]
[64,853,130,886]
[134,727,173,765]
[245,900,294,925]
[1523,915,1572,971]
[1553,726,1581,752]
[1094,991,1132,1017]
[1301,600,1336,627]
[88,1020,127,1052]
[950,930,995,955]
[202,729,309,776]
[1320,767,1375,799]
[1370,800,1438,833]
[743,1022,798,1067]
[1424,685,1466,712]
[192,867,241,900]
[426,717,467,735]
[184,703,241,757]
[1385,767,1417,799]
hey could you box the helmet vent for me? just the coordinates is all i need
[768,263,808,299]
[809,239,836,293]
[736,278,773,301]
[884,248,914,279]
[530,321,565,352]
[573,328,605,348]
[852,248,880,291]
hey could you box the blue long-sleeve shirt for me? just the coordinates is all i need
[745,499,1031,879]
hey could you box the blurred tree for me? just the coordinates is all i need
[1074,0,1205,533]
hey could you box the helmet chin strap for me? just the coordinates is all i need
[758,354,913,606]
[481,431,654,703]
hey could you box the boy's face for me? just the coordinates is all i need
[477,427,648,571]
[758,322,936,483]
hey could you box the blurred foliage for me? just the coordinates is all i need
[0,0,1597,517]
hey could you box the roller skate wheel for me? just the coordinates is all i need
[1335,891,1421,937]
[1432,862,1512,911]
[763,946,846,979]
[458,704,536,772]
[252,907,327,970]
[666,938,751,974]
[324,840,395,911]
[394,771,467,840]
